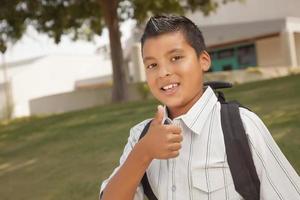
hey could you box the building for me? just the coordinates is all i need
[126,0,300,82]
[204,17,300,72]
[0,54,112,118]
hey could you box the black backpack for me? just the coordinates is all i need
[138,81,261,200]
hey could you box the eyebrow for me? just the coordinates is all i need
[143,48,184,63]
[166,48,184,55]
[143,56,155,63]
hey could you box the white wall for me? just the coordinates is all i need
[0,61,32,84]
[9,55,112,117]
[295,33,300,67]
[29,83,146,116]
[0,83,7,119]
[129,44,146,82]
[256,36,285,67]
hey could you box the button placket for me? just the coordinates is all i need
[172,119,181,200]
[172,185,176,192]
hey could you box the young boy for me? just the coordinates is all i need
[99,15,300,200]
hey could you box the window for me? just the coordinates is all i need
[223,65,233,71]
[217,49,234,59]
[237,45,256,67]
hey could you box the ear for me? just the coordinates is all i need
[199,51,211,72]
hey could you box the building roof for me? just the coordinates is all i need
[75,75,112,89]
[201,17,300,48]
[124,17,300,57]
[0,56,45,69]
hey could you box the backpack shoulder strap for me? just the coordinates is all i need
[220,101,260,200]
[138,120,158,200]
[137,98,260,200]
[139,120,152,141]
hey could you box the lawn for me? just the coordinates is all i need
[0,74,299,200]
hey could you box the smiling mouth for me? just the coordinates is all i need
[160,83,180,94]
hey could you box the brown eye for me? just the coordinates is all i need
[147,63,157,69]
[171,56,183,62]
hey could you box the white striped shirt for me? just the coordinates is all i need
[100,86,300,199]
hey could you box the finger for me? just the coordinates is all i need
[165,125,182,134]
[168,134,183,143]
[168,143,182,151]
[169,150,180,158]
[152,105,164,125]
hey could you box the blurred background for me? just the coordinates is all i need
[0,0,299,199]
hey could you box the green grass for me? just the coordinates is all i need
[0,75,299,200]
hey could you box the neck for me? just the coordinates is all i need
[168,87,204,119]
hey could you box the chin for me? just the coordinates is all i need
[161,98,185,109]
[154,91,186,108]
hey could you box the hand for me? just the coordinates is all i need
[140,105,183,160]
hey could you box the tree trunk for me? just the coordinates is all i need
[99,0,129,102]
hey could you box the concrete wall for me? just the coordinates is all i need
[29,83,148,116]
[204,66,291,84]
[129,44,146,83]
[255,36,286,67]
[0,83,6,119]
[295,32,300,66]
[0,82,13,119]
[28,66,295,117]
[5,55,112,118]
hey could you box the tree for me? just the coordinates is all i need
[0,0,241,102]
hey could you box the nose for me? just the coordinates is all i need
[158,64,172,78]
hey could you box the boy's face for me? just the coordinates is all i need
[142,31,210,115]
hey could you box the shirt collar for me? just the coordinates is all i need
[162,86,218,134]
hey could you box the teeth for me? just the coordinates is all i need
[162,83,178,90]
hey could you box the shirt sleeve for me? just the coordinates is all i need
[99,119,152,200]
[240,108,300,200]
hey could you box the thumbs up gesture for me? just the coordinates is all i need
[140,105,183,160]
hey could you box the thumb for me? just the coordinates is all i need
[153,105,164,125]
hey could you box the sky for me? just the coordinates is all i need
[3,20,135,63]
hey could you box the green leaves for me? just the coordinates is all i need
[0,0,240,52]
[130,0,227,24]
[0,0,105,50]
[130,0,183,23]
[0,1,29,53]
[33,0,105,43]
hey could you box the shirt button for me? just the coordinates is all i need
[172,185,176,192]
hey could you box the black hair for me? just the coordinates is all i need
[141,15,206,56]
